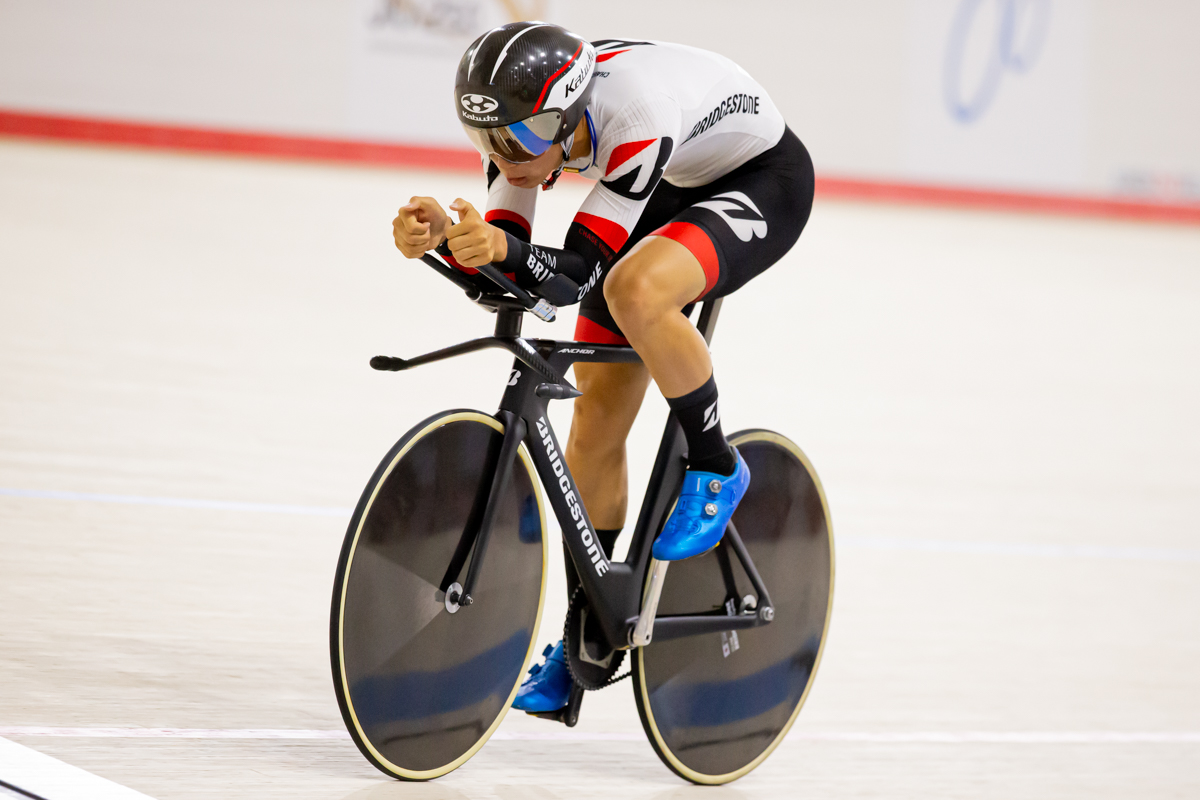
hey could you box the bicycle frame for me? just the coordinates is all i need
[372,256,775,654]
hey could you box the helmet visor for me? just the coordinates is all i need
[462,111,563,163]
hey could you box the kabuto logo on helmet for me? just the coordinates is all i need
[461,94,499,114]
[540,46,595,111]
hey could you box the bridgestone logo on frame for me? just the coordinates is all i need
[537,416,608,576]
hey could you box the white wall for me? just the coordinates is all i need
[1,0,1197,202]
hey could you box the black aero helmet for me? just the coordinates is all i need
[455,21,596,163]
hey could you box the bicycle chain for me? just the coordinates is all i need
[563,587,630,691]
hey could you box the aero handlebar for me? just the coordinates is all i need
[419,253,557,322]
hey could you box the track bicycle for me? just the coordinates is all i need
[330,253,834,784]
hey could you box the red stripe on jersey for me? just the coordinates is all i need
[595,50,629,63]
[605,138,656,176]
[533,42,583,113]
[652,222,720,299]
[484,208,532,236]
[574,316,630,346]
[574,212,630,254]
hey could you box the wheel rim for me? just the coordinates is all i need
[636,430,835,783]
[334,412,547,779]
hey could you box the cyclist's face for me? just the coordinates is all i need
[490,145,563,189]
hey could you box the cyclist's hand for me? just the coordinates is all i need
[393,197,449,258]
[446,198,508,269]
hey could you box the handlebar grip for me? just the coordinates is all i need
[370,355,409,371]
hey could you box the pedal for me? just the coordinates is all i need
[525,684,584,727]
[630,558,669,647]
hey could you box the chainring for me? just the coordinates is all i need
[563,587,626,691]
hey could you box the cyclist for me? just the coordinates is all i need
[392,22,814,713]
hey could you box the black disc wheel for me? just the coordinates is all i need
[633,429,834,784]
[331,410,548,780]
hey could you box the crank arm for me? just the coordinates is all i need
[629,558,669,647]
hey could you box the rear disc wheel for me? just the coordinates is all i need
[633,429,835,784]
[330,410,548,780]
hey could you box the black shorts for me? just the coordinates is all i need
[575,126,814,344]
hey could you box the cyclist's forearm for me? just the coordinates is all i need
[495,232,594,289]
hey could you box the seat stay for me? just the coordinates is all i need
[714,541,743,603]
[723,520,774,613]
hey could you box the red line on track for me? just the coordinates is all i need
[816,176,1200,226]
[4,109,1198,225]
[0,108,480,171]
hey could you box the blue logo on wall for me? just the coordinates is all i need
[943,0,1052,123]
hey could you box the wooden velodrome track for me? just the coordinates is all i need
[1,138,1198,799]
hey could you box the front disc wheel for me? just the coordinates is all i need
[330,410,548,780]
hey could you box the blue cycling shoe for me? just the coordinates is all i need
[653,448,751,561]
[512,641,573,712]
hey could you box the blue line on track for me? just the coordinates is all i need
[2,486,1198,563]
[838,533,1200,564]
[0,487,351,517]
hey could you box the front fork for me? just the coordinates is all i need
[439,408,525,609]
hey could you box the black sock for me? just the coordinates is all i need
[666,373,735,476]
[595,528,621,559]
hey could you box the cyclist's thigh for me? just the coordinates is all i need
[569,362,651,446]
[575,180,689,345]
[662,127,815,299]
